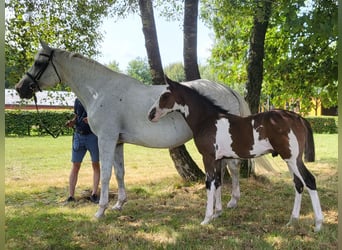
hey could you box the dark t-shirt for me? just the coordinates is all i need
[74,98,92,134]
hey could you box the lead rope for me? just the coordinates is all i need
[33,93,65,138]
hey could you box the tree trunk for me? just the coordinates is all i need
[183,0,201,80]
[138,0,204,181]
[138,0,164,85]
[242,0,272,178]
[245,1,272,114]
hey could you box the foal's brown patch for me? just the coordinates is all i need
[228,116,254,158]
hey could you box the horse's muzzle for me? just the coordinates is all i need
[15,80,34,99]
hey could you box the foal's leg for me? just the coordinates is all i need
[95,137,116,218]
[286,159,323,232]
[112,143,127,210]
[201,159,222,225]
[226,159,240,208]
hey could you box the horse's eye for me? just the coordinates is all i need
[34,61,43,68]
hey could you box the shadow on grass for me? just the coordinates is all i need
[5,174,338,249]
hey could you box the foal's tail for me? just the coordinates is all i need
[303,117,315,162]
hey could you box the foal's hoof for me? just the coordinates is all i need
[112,199,127,211]
[227,199,238,208]
[94,206,107,218]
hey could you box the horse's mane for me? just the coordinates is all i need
[182,83,231,115]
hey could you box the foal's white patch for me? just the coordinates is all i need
[249,121,273,156]
[285,129,298,162]
[173,103,189,117]
[214,118,238,159]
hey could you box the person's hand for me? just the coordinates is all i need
[65,119,76,128]
[83,117,88,124]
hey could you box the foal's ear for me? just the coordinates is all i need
[40,40,50,50]
[164,75,179,89]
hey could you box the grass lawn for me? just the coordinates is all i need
[5,134,338,249]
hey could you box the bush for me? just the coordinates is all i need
[5,110,74,136]
[305,116,338,134]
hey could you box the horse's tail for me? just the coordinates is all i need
[303,117,315,162]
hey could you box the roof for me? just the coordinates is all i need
[5,89,76,108]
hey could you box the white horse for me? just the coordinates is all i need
[15,41,251,221]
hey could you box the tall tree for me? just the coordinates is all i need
[138,0,204,181]
[245,0,272,114]
[138,0,164,85]
[183,0,201,80]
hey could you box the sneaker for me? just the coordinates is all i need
[66,196,76,202]
[90,194,99,203]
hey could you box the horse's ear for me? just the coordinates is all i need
[40,40,50,50]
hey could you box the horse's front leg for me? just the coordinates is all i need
[95,137,116,218]
[112,143,127,210]
[226,159,240,208]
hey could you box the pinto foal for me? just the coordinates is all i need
[148,77,323,232]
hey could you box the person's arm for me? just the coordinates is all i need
[65,114,77,128]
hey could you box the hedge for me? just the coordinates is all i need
[5,110,74,136]
[5,110,338,136]
[305,116,338,134]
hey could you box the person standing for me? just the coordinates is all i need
[65,98,100,203]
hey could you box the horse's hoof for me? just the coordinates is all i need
[112,199,127,211]
[227,200,238,208]
[314,220,323,232]
[212,210,222,219]
[286,217,299,228]
[94,206,107,218]
[200,217,212,225]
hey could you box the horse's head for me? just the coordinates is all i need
[15,41,61,99]
[148,76,189,122]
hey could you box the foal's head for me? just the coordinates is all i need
[148,76,190,122]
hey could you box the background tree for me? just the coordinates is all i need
[201,0,337,113]
[5,0,112,88]
[106,60,121,72]
[263,0,338,113]
[126,57,153,85]
[164,62,185,82]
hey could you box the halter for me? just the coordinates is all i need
[26,50,62,93]
[28,49,64,138]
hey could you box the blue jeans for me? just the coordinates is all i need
[71,132,99,163]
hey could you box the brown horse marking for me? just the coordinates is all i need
[148,76,324,232]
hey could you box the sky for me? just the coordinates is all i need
[97,13,213,71]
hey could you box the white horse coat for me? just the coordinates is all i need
[15,42,250,219]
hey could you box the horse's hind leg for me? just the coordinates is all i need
[112,143,127,210]
[226,159,240,208]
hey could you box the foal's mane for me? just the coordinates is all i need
[182,83,230,115]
